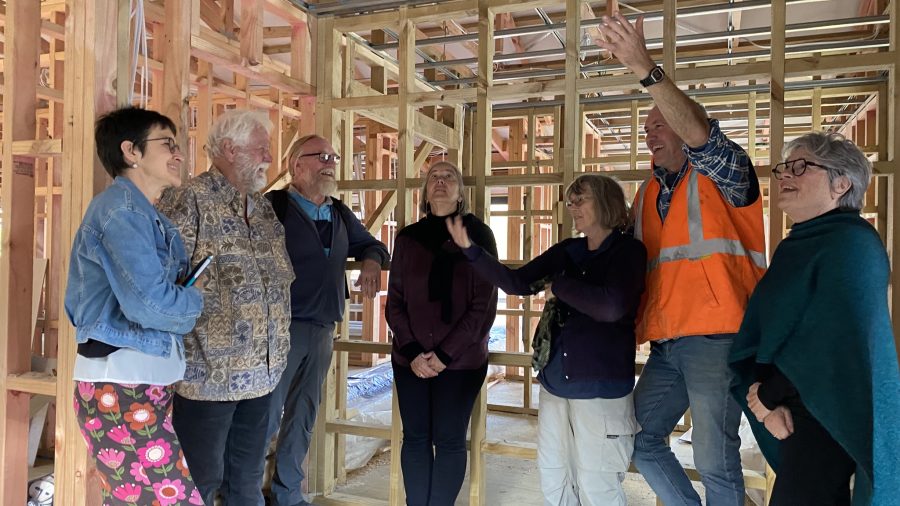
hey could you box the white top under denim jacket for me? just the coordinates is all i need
[66,177,203,384]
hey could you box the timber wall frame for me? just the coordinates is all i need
[0,1,898,505]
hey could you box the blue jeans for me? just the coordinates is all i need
[632,335,744,506]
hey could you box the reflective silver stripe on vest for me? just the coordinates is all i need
[643,169,766,271]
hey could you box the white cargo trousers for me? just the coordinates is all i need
[538,388,640,506]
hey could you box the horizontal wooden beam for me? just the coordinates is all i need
[325,419,391,439]
[191,30,315,95]
[11,139,63,157]
[5,373,56,397]
[348,82,457,148]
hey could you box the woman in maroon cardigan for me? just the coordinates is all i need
[386,161,498,506]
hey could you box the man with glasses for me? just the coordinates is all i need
[265,134,389,506]
[157,110,295,505]
[595,13,766,505]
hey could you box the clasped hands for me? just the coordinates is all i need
[747,381,794,441]
[411,352,446,379]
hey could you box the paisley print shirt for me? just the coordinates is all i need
[157,168,294,401]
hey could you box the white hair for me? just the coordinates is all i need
[783,131,872,211]
[206,109,272,159]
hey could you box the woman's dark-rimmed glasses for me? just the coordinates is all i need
[771,158,832,180]
[144,136,181,155]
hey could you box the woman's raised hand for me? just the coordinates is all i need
[446,216,472,249]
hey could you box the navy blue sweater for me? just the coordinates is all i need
[464,231,646,397]
[267,189,389,324]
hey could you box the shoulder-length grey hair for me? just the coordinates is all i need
[566,173,630,230]
[783,131,872,211]
[206,109,272,159]
[419,161,469,215]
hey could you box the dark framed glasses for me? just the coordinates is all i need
[300,152,341,163]
[771,158,832,180]
[144,136,181,155]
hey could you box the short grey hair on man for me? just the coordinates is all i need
[419,161,469,215]
[783,131,872,211]
[206,109,273,159]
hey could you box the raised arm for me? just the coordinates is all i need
[595,13,709,148]
[447,215,559,295]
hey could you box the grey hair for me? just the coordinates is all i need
[419,161,469,215]
[566,173,630,230]
[206,109,273,159]
[783,131,871,210]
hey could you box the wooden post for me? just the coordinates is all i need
[162,0,195,180]
[53,1,121,504]
[240,0,264,66]
[473,1,494,220]
[397,11,417,228]
[768,0,786,255]
[0,3,40,504]
[561,0,582,235]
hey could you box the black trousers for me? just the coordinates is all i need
[770,406,856,506]
[393,362,487,506]
[173,392,272,506]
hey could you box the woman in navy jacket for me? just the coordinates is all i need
[447,173,645,506]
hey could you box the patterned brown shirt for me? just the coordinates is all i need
[157,168,294,401]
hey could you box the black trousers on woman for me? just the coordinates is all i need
[771,404,857,506]
[393,362,487,506]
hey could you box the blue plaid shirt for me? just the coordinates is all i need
[654,119,754,221]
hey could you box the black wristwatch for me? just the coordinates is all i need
[640,65,666,87]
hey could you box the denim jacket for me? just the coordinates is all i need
[65,177,203,358]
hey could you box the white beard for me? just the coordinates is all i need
[319,178,338,197]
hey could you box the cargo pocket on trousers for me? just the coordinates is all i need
[597,415,638,473]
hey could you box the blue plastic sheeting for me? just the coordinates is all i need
[345,326,506,405]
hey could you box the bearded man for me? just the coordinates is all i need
[263,134,389,506]
[158,109,295,506]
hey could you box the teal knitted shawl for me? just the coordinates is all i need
[729,211,900,506]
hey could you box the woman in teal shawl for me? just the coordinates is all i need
[729,131,900,506]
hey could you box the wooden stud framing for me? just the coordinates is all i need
[0,3,40,504]
[2,1,900,504]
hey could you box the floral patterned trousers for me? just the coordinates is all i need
[74,381,204,506]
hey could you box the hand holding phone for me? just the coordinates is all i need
[181,255,213,287]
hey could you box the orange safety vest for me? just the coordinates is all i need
[634,166,766,343]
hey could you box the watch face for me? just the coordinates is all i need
[650,67,664,81]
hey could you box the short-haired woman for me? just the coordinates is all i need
[386,161,498,506]
[447,173,645,505]
[730,132,900,505]
[67,107,205,505]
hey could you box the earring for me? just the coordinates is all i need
[132,163,138,168]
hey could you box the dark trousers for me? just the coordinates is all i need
[173,392,272,506]
[266,320,335,506]
[393,362,487,506]
[771,407,856,506]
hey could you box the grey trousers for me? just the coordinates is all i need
[266,320,335,506]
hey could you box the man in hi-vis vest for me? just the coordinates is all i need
[597,13,766,505]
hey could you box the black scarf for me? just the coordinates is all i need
[399,212,493,323]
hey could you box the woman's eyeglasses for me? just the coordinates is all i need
[144,136,181,155]
[565,195,594,208]
[772,158,832,180]
[300,152,341,163]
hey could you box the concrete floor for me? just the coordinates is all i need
[328,379,733,505]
